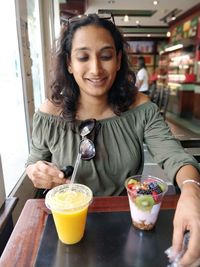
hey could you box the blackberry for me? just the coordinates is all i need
[153,186,162,194]
[137,189,149,195]
[146,189,152,195]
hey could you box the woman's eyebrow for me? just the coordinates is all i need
[101,45,115,50]
[73,45,115,52]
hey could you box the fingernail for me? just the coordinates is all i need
[59,172,64,178]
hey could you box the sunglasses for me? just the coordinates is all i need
[79,119,98,161]
[43,119,99,195]
[61,13,115,26]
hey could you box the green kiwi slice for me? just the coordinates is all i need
[158,182,165,192]
[135,195,155,211]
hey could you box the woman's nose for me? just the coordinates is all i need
[90,58,103,74]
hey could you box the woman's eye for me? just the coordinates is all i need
[77,56,88,62]
[101,55,112,60]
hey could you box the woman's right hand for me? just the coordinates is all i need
[26,161,69,189]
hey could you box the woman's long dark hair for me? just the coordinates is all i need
[49,14,137,123]
[138,56,146,70]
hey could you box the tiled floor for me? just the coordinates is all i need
[166,112,200,135]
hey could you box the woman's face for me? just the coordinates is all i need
[68,25,121,99]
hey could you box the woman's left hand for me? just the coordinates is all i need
[172,183,200,267]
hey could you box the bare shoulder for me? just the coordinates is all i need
[39,99,62,116]
[130,92,150,109]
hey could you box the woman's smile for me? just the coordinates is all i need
[85,76,108,87]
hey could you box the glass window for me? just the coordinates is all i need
[27,0,45,110]
[0,0,29,195]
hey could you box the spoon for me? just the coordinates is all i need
[79,119,96,137]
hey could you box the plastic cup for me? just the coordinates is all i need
[45,183,93,244]
[125,175,168,230]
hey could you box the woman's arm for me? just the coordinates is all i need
[172,165,200,266]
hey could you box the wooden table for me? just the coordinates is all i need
[0,195,179,267]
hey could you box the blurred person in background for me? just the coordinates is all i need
[136,56,149,94]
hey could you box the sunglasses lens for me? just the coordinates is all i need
[79,119,96,137]
[64,13,114,26]
[79,139,95,160]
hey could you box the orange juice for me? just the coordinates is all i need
[45,184,93,245]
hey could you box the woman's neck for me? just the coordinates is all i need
[76,96,115,120]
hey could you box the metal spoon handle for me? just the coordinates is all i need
[69,153,81,186]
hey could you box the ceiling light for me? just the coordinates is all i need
[153,1,158,5]
[147,34,151,37]
[165,44,183,52]
[171,13,176,21]
[124,15,129,22]
[166,31,171,37]
[161,9,180,25]
[136,20,140,24]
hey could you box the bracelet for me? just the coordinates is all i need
[182,179,200,188]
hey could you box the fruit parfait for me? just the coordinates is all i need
[125,175,168,230]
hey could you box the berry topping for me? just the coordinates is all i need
[127,177,165,206]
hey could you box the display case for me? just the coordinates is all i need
[157,44,197,117]
[160,12,200,119]
[167,48,195,85]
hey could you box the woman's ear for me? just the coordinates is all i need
[117,51,122,71]
[68,64,73,74]
[66,56,73,74]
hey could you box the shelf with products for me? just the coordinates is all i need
[162,14,199,118]
[167,49,195,84]
[157,44,196,87]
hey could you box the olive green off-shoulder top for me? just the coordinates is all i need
[26,101,200,196]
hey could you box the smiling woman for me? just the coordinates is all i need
[25,13,200,267]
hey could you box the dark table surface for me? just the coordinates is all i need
[0,195,179,267]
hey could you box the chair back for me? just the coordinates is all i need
[150,87,170,119]
[150,87,160,106]
[148,83,156,99]
[159,88,170,119]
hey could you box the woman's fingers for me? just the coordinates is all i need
[171,187,200,267]
[26,161,65,189]
[180,227,200,266]
[172,226,184,261]
[38,161,64,182]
